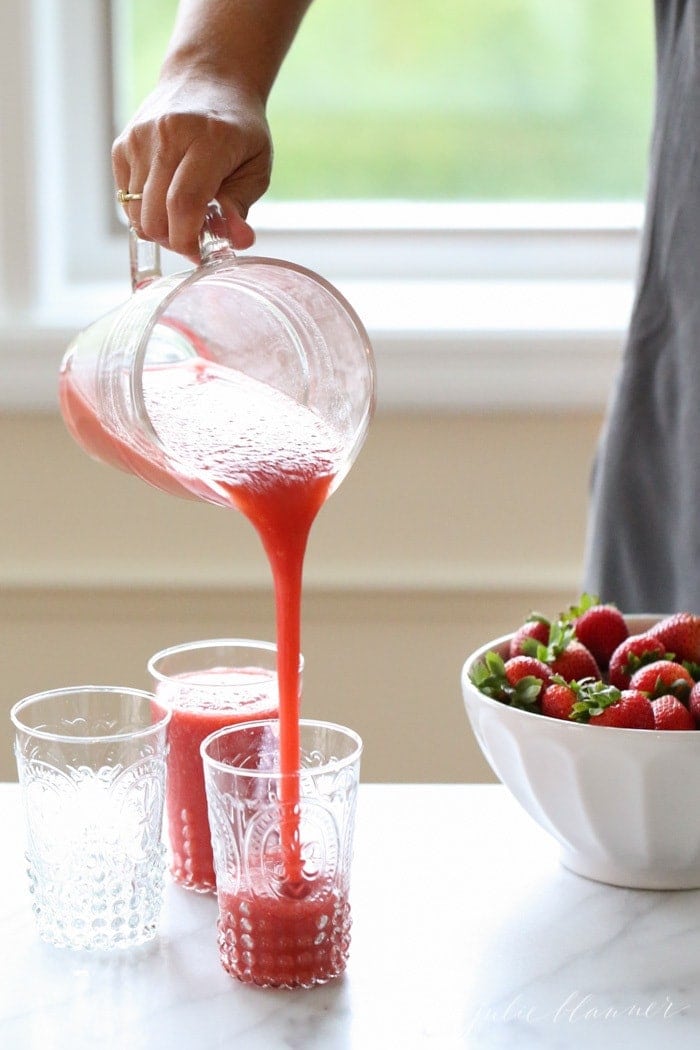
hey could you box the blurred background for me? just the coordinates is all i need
[122,0,653,202]
[1,0,654,782]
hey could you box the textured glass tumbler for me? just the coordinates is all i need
[201,719,362,989]
[148,639,295,893]
[11,686,171,950]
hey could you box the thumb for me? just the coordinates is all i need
[216,190,256,250]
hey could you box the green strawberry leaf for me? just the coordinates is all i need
[520,637,549,661]
[469,652,508,700]
[522,621,576,663]
[510,676,544,711]
[644,674,691,702]
[568,679,621,722]
[546,620,576,658]
[624,648,672,677]
[561,592,601,622]
[469,651,543,710]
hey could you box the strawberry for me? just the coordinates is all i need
[523,621,601,682]
[469,650,546,711]
[541,680,578,720]
[551,640,601,682]
[508,615,551,658]
[607,633,666,689]
[593,690,655,729]
[651,695,696,731]
[689,682,700,726]
[504,655,552,690]
[628,659,694,701]
[568,679,654,729]
[564,594,628,671]
[647,612,700,664]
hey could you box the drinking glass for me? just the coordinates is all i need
[201,718,362,988]
[148,638,297,892]
[11,686,171,950]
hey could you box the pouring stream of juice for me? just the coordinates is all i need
[61,356,341,885]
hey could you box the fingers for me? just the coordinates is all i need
[216,187,256,251]
[164,144,261,258]
[140,154,182,246]
[162,148,225,258]
[115,174,252,261]
[112,134,150,236]
[112,94,272,260]
[226,212,256,251]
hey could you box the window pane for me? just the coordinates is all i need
[116,0,654,202]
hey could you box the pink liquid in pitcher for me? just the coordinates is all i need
[155,666,279,892]
[60,358,340,885]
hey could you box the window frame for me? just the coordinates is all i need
[0,0,643,411]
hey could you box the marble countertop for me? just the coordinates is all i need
[2,781,700,1049]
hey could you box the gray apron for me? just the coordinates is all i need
[583,0,700,612]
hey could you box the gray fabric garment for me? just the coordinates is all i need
[583,0,700,613]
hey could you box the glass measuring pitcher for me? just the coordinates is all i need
[59,202,376,508]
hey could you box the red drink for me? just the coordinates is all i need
[152,663,279,892]
[201,718,361,989]
[137,361,338,884]
[62,358,355,984]
[218,877,351,988]
[62,360,338,872]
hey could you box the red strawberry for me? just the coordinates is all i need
[592,689,655,729]
[504,655,551,690]
[566,680,654,730]
[651,695,696,731]
[508,616,551,658]
[469,650,545,711]
[566,678,654,729]
[569,600,628,671]
[628,659,694,701]
[648,613,700,664]
[550,640,601,682]
[689,682,700,726]
[523,620,601,682]
[541,680,577,720]
[607,633,666,689]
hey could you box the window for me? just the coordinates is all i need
[116,0,654,203]
[0,0,655,410]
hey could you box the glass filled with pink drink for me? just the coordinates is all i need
[148,639,302,893]
[201,719,362,989]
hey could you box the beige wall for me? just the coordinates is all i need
[1,408,603,783]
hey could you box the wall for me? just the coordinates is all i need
[0,409,603,782]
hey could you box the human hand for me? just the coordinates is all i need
[112,72,272,262]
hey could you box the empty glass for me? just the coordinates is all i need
[11,686,171,950]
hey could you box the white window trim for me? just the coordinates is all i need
[0,0,642,413]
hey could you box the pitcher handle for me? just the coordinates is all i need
[129,228,161,291]
[199,199,236,262]
[129,199,234,290]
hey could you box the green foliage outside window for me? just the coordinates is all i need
[120,0,654,201]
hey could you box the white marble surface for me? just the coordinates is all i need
[2,782,700,1049]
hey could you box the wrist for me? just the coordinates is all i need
[163,50,272,106]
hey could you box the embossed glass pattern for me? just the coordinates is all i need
[201,719,362,988]
[148,639,293,893]
[11,686,171,950]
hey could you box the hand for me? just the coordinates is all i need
[112,72,272,261]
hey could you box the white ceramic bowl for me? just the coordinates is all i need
[461,615,700,889]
